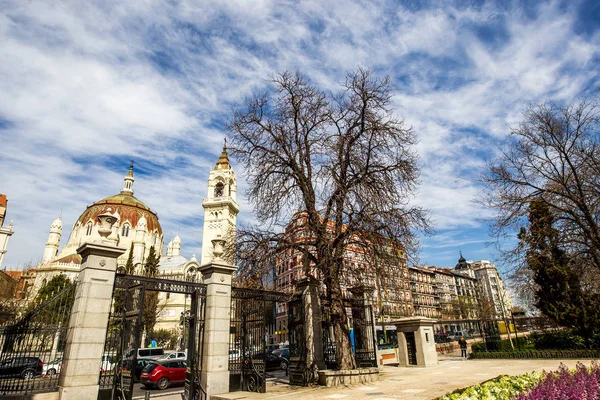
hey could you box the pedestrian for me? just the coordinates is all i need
[458,336,468,359]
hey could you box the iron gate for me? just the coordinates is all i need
[320,296,378,371]
[98,273,206,400]
[228,287,289,393]
[0,282,77,396]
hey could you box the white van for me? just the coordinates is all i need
[125,348,164,359]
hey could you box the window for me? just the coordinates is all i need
[86,222,93,236]
[214,182,224,197]
[121,223,130,237]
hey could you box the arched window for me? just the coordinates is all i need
[121,223,130,237]
[214,182,224,197]
[86,222,93,236]
[186,268,197,282]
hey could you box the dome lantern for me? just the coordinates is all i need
[121,161,135,195]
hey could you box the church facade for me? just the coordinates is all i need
[32,146,238,335]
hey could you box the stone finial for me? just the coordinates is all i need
[211,237,225,261]
[97,208,118,243]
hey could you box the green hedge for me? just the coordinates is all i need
[529,331,586,350]
[471,338,528,352]
[470,349,600,359]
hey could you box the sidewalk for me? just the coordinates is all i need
[155,355,596,400]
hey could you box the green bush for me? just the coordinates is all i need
[469,349,600,359]
[530,331,585,350]
[472,338,528,352]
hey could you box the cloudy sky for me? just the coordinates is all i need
[1,0,599,275]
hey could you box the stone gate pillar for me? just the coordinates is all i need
[199,239,236,397]
[297,277,325,373]
[58,211,125,399]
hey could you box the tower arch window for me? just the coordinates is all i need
[86,222,93,236]
[121,223,130,237]
[214,182,224,197]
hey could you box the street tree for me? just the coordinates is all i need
[482,96,600,273]
[518,199,600,345]
[228,69,430,369]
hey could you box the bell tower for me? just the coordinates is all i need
[201,144,239,265]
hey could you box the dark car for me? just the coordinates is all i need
[123,358,155,381]
[0,357,43,379]
[272,347,289,359]
[251,351,288,371]
[140,360,187,390]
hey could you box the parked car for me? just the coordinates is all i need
[271,347,289,359]
[157,351,187,361]
[0,357,43,379]
[101,353,116,371]
[140,360,187,390]
[252,352,289,371]
[43,357,62,376]
[122,358,155,381]
[229,349,240,361]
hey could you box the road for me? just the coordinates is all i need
[132,382,184,399]
[130,368,289,399]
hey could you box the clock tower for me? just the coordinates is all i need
[201,144,239,265]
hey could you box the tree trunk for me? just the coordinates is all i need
[330,278,356,370]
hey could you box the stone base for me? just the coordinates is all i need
[318,368,380,387]
[1,392,59,400]
[58,384,99,400]
[202,370,230,397]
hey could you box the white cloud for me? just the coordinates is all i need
[0,0,598,269]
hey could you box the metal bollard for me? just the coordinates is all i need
[145,390,151,400]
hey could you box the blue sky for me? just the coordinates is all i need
[1,0,599,278]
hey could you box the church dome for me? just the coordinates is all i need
[75,193,161,234]
[74,164,161,235]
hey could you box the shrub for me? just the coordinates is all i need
[517,362,600,400]
[530,331,585,350]
[146,328,178,349]
[472,338,528,353]
[470,349,600,359]
[437,372,545,400]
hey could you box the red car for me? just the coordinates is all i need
[140,360,187,390]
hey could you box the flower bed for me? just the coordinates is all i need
[437,372,544,400]
[470,349,600,359]
[437,362,600,400]
[517,362,600,399]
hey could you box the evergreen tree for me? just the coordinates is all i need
[144,246,159,277]
[519,199,600,346]
[26,274,75,325]
[125,243,135,274]
[142,246,160,335]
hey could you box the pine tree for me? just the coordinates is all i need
[144,246,159,277]
[142,246,160,336]
[519,199,600,346]
[125,243,135,274]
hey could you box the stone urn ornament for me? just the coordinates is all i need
[211,237,226,261]
[97,208,118,243]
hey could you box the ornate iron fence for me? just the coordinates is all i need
[0,282,77,396]
[229,287,290,393]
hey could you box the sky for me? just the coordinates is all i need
[1,0,599,278]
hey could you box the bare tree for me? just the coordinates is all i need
[228,69,430,370]
[482,96,600,277]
